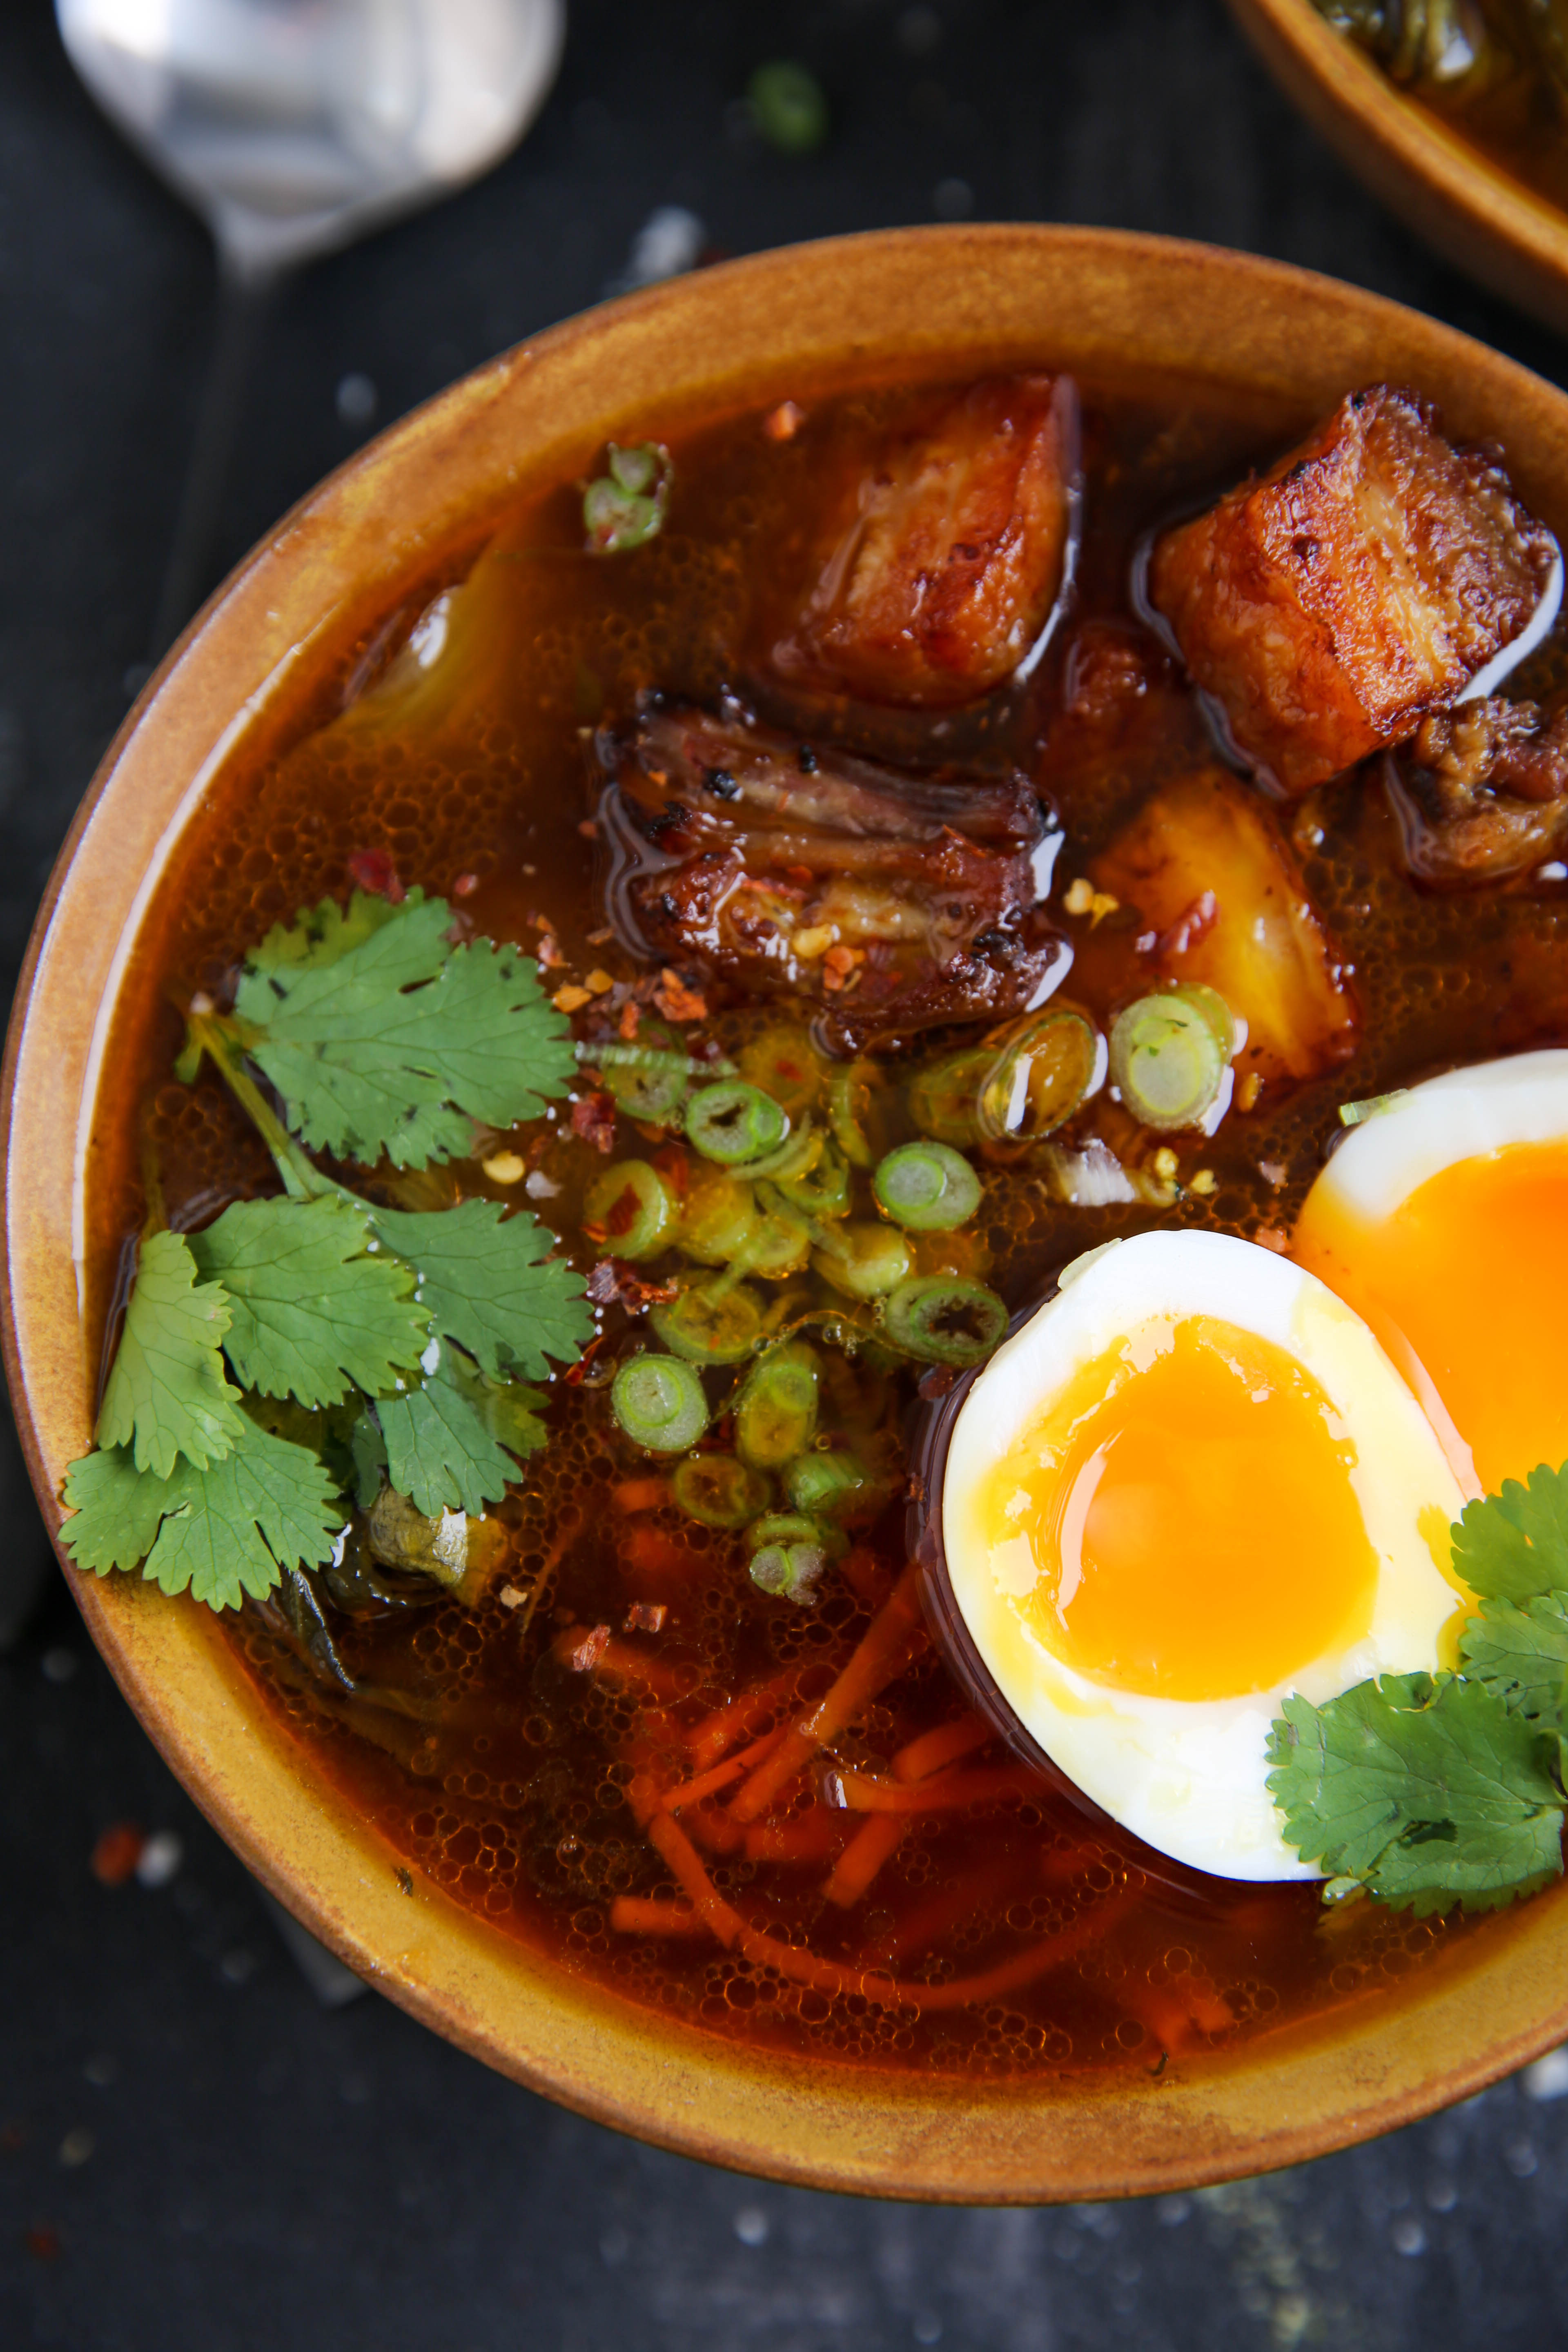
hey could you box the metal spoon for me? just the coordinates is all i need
[57,0,565,659]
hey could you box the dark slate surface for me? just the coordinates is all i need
[6,0,1568,2342]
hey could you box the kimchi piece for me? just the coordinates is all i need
[1090,767,1358,1086]
[1148,386,1560,795]
[1386,697,1568,887]
[776,375,1078,706]
[597,699,1069,1049]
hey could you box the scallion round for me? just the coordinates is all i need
[685,1081,789,1165]
[977,1006,1105,1144]
[650,1276,767,1364]
[582,1160,678,1260]
[872,1140,982,1231]
[882,1275,1008,1367]
[1109,985,1233,1133]
[671,1452,769,1530]
[611,1354,710,1453]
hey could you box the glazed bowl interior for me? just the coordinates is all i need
[1227,0,1568,335]
[11,225,1568,2204]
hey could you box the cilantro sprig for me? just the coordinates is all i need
[1269,1463,1568,1915]
[62,889,592,1610]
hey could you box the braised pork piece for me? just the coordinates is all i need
[85,370,1568,2084]
[1149,387,1559,794]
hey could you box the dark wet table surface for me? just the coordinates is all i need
[7,1,1568,2345]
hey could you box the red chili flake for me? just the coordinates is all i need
[586,1259,678,1312]
[564,1334,609,1386]
[347,848,405,903]
[90,1824,145,1886]
[535,932,565,970]
[452,871,479,899]
[618,998,641,1041]
[652,968,708,1022]
[624,1602,668,1633]
[763,400,804,441]
[905,1472,927,1505]
[578,817,600,841]
[1140,889,1218,960]
[570,1091,617,1155]
[916,1366,956,1401]
[564,1624,611,1672]
[25,2227,61,2262]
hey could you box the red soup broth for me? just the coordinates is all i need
[85,371,1568,2079]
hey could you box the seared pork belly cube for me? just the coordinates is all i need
[779,376,1078,706]
[599,702,1068,1050]
[1386,698,1568,886]
[1091,767,1357,1086]
[1149,387,1559,794]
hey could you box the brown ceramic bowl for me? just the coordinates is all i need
[1228,0,1568,335]
[9,225,1568,2203]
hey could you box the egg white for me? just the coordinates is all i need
[940,1230,1467,1881]
[1310,1049,1568,1227]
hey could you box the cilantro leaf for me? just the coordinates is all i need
[233,893,575,1169]
[350,1408,388,1509]
[61,1419,342,1610]
[244,886,406,981]
[188,1196,429,1407]
[96,1229,245,1478]
[61,1444,177,1572]
[377,1342,543,1516]
[1461,1593,1568,1724]
[1451,1463,1568,1603]
[1268,1674,1565,1915]
[372,1200,592,1377]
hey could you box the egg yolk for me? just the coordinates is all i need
[975,1314,1378,1700]
[1295,1138,1568,1497]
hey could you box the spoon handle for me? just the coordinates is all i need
[149,264,280,662]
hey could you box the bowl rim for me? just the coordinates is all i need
[1227,0,1568,334]
[11,221,1568,2203]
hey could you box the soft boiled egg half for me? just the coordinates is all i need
[1294,1050,1568,1501]
[940,1229,1468,1880]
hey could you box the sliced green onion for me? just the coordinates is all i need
[611,1354,710,1453]
[735,1212,813,1281]
[873,1141,981,1231]
[826,1064,880,1169]
[907,1045,994,1147]
[735,1341,820,1470]
[685,1081,789,1166]
[677,1165,760,1265]
[584,442,672,554]
[1339,1090,1410,1128]
[882,1275,1008,1367]
[1109,986,1233,1134]
[737,1026,822,1120]
[814,1222,912,1301]
[775,1139,851,1218]
[749,1540,826,1606]
[977,1007,1105,1144]
[746,1510,845,1560]
[582,1160,678,1260]
[784,1446,877,1523]
[650,1275,767,1364]
[740,1118,821,1183]
[671,1453,770,1530]
[590,1025,690,1124]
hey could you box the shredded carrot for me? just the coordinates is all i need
[683,1666,822,1771]
[742,1811,848,1864]
[822,1814,907,1908]
[892,1711,993,1783]
[822,1761,1043,1815]
[608,1896,704,1936]
[863,1853,1033,1967]
[729,1564,927,1824]
[646,1810,1123,2011]
[621,1523,705,1579]
[613,1478,669,1515]
[840,1545,896,1612]
[553,1629,690,1702]
[662,1728,784,1813]
[677,1799,745,1856]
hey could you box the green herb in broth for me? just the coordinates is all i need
[63,890,591,1610]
